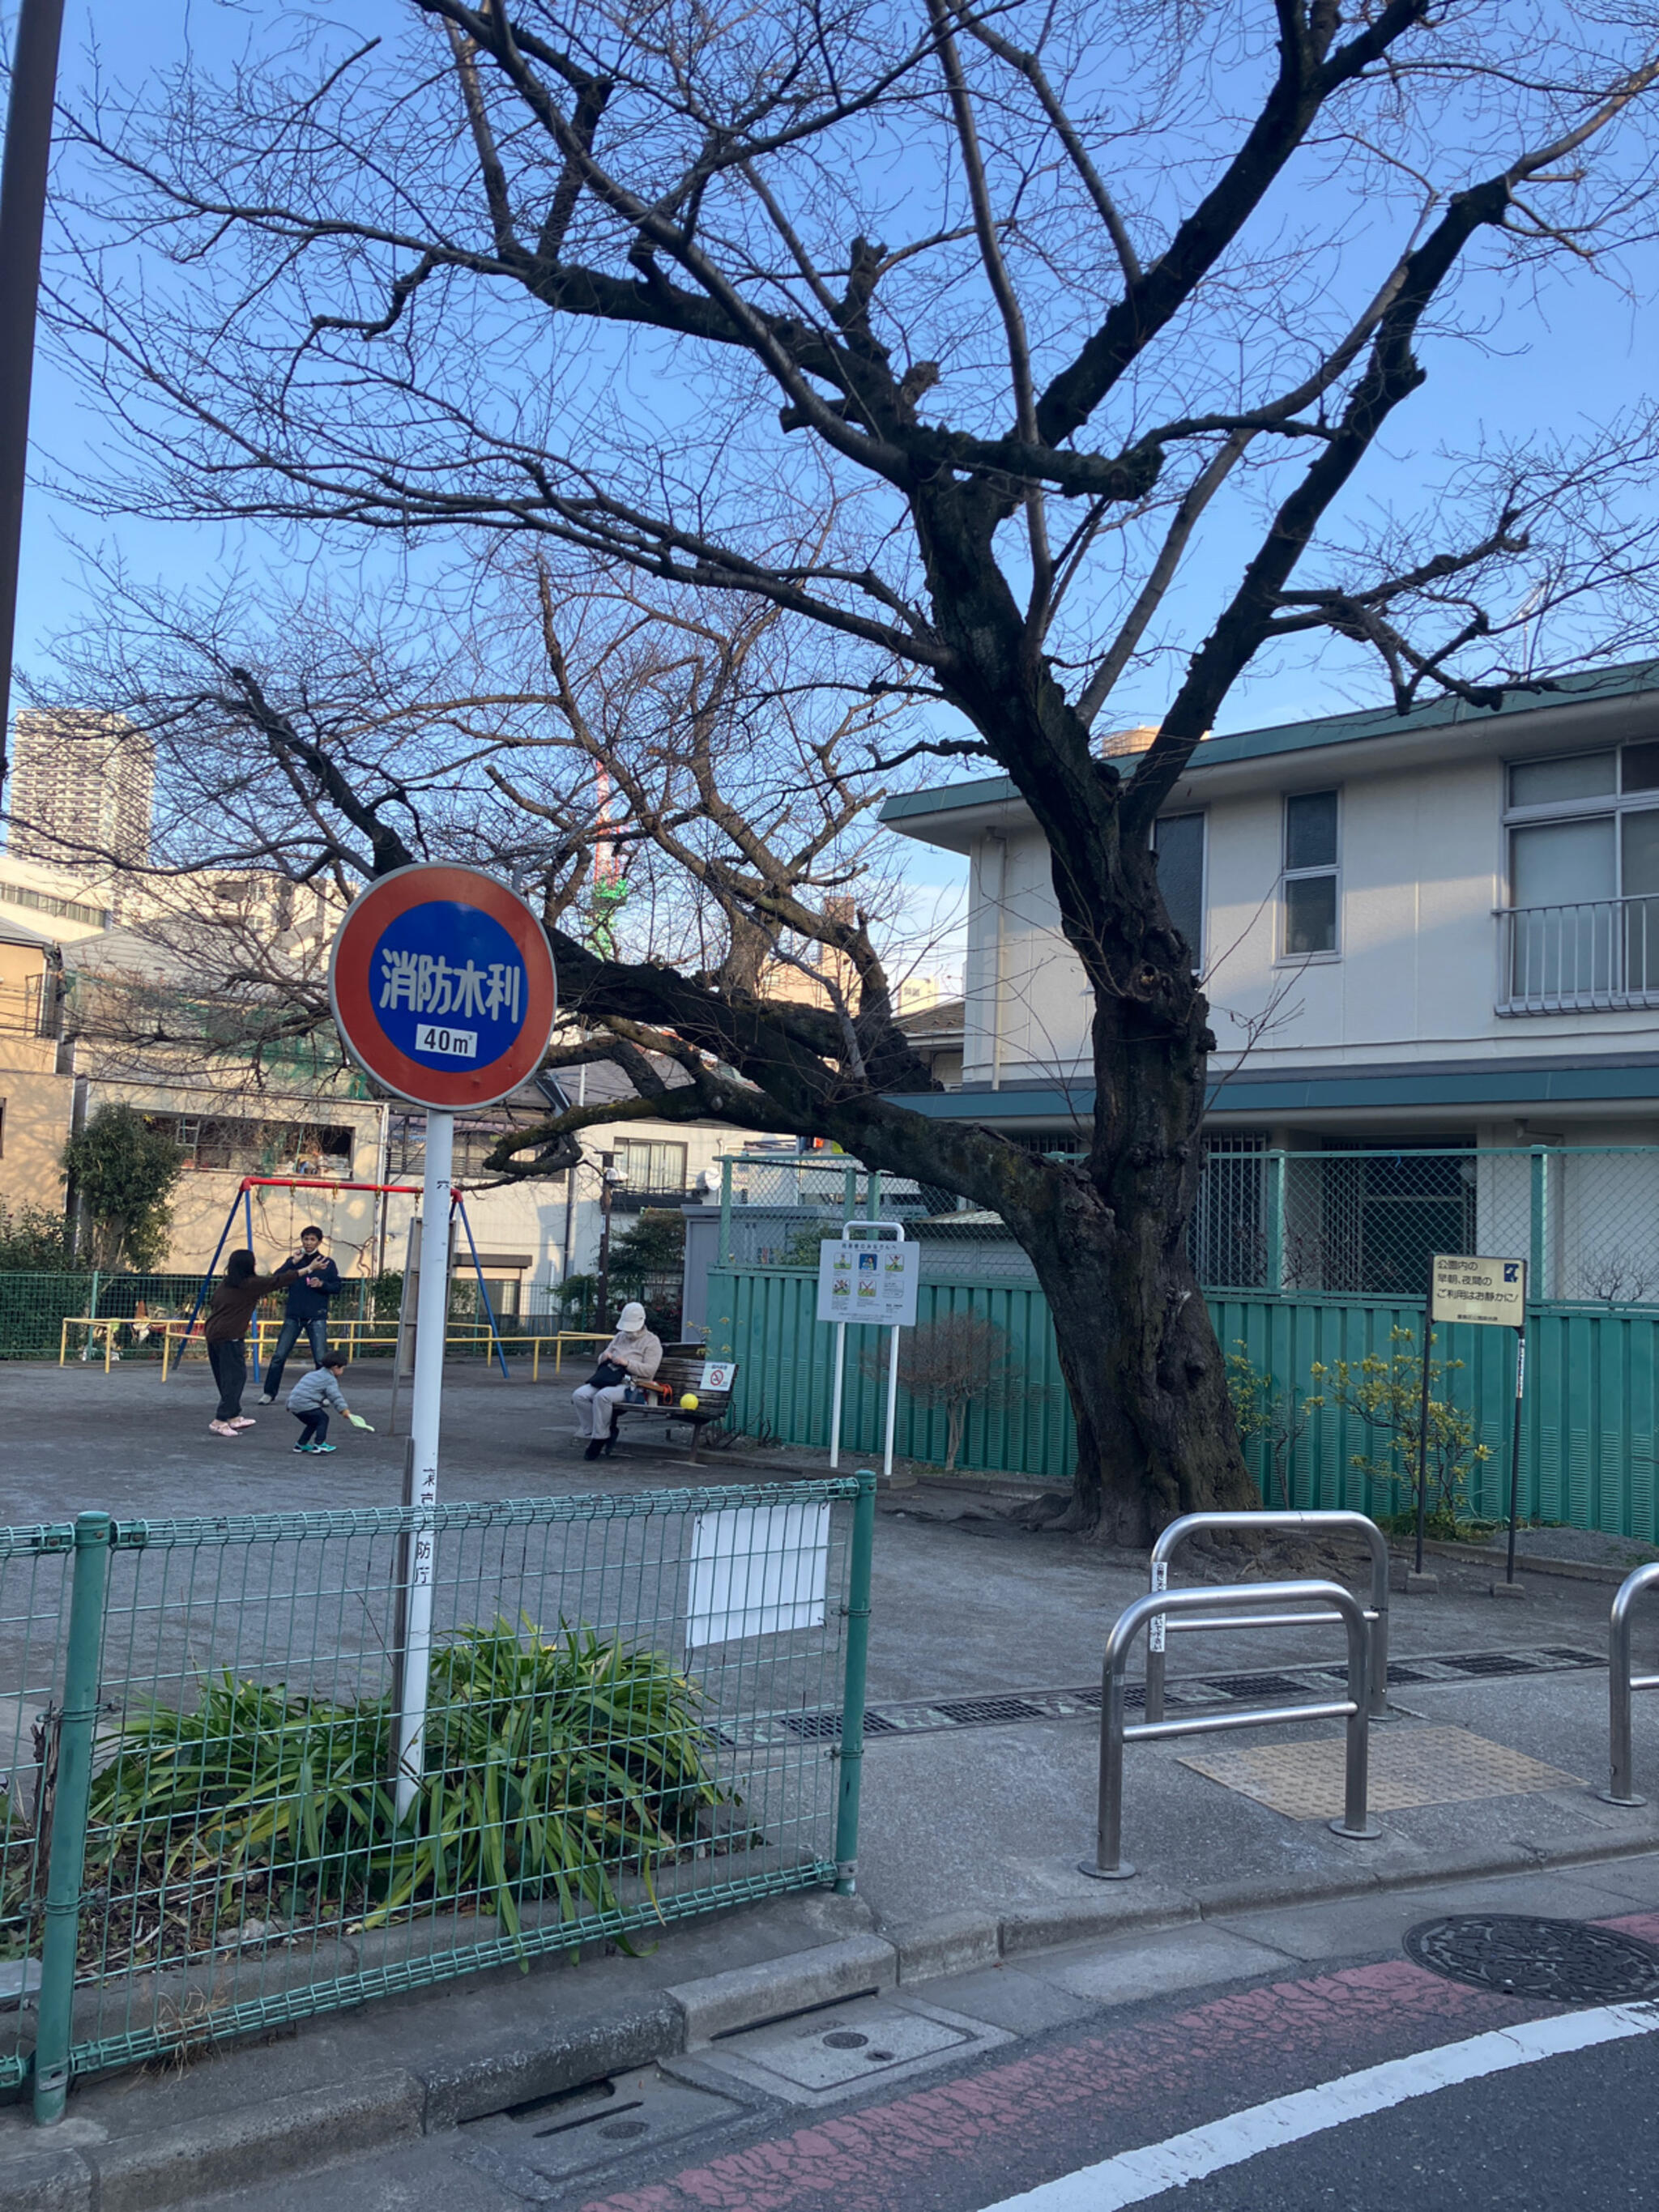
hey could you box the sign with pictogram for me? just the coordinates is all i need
[1431,1254,1527,1328]
[328,865,557,1110]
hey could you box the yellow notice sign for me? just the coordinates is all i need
[1431,1254,1527,1328]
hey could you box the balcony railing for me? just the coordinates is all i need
[1498,896,1659,1014]
[0,976,46,1038]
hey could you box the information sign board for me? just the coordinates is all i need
[328,863,557,1110]
[1431,1255,1527,1328]
[817,1236,920,1328]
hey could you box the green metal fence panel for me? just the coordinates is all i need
[710,1264,1659,1543]
[7,1482,867,2105]
[0,1524,75,2093]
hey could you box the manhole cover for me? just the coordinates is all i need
[1405,1915,1659,2003]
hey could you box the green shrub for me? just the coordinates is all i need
[71,1619,737,1961]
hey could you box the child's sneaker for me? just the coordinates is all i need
[311,1442,338,1454]
[292,1441,314,1453]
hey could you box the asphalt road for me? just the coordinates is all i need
[169,1892,1659,2212]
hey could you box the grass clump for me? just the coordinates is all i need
[68,1618,737,1965]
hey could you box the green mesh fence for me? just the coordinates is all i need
[2,1481,874,2107]
[0,1528,74,2087]
[721,1143,1659,1302]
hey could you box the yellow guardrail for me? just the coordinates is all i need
[67,1315,616,1383]
[248,1319,613,1383]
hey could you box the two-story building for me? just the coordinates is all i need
[880,660,1659,1300]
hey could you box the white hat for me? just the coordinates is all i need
[617,1302,646,1332]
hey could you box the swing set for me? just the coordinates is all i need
[174,1175,512,1381]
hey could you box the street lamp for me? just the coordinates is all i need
[595,1154,627,1331]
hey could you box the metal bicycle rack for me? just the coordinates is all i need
[1144,1510,1392,1724]
[1600,1561,1659,1808]
[1081,1579,1383,1881]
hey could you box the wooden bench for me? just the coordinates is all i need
[606,1349,740,1462]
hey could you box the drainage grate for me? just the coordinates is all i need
[1203,1673,1316,1702]
[1405,1915,1659,2004]
[1434,1652,1549,1677]
[931,1695,1047,1726]
[723,1646,1609,1751]
[779,1710,901,1741]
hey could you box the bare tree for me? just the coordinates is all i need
[868,1311,1021,1475]
[36,1,1659,1538]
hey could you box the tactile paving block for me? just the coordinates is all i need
[1179,1724,1581,1819]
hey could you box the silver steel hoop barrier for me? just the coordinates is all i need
[1599,1562,1659,1808]
[1144,1511,1392,1724]
[1082,1579,1382,1882]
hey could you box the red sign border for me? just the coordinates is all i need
[328,865,557,1110]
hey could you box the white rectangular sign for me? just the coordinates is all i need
[697,1360,736,1392]
[1431,1253,1527,1328]
[685,1500,830,1651]
[817,1238,919,1328]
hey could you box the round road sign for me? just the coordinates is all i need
[327,864,557,1110]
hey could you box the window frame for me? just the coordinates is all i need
[613,1136,689,1196]
[1151,808,1207,972]
[1503,746,1659,908]
[1279,789,1341,963]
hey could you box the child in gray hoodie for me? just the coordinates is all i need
[287,1354,360,1454]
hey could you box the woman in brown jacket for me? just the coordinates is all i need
[203,1249,298,1437]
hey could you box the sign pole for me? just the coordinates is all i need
[1503,1327,1527,1591]
[394,1107,453,1820]
[882,1322,901,1482]
[829,1319,846,1471]
[1414,1313,1433,1578]
[1422,1254,1529,1592]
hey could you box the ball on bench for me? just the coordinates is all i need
[680,1392,699,1411]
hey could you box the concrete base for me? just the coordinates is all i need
[1491,1578,1527,1599]
[1404,1571,1440,1595]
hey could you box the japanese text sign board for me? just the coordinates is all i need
[1431,1254,1527,1328]
[328,864,557,1110]
[817,1237,919,1328]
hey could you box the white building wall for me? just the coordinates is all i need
[958,749,1659,1089]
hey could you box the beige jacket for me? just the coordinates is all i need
[601,1326,663,1383]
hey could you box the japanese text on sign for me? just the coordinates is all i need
[1430,1254,1527,1328]
[816,1237,919,1328]
[379,952,522,1021]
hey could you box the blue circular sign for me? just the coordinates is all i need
[330,863,557,1110]
[370,901,529,1073]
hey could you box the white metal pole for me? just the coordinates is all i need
[394,1107,453,1821]
[883,1322,900,1482]
[829,1320,847,1470]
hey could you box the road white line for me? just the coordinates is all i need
[976,1999,1659,2211]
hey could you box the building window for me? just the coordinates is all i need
[1152,812,1205,969]
[613,1138,687,1196]
[144,1114,353,1175]
[1505,745,1659,1002]
[1282,791,1340,957]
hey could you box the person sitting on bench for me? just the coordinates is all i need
[572,1302,663,1460]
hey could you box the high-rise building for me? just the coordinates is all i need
[6,711,153,870]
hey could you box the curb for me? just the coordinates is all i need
[12,1822,1659,2210]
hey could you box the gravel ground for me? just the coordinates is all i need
[1501,1524,1659,1567]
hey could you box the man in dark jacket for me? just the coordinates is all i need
[256,1225,343,1403]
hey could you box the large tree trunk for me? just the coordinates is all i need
[996,1051,1257,1545]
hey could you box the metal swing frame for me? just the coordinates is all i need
[173,1175,511,1381]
